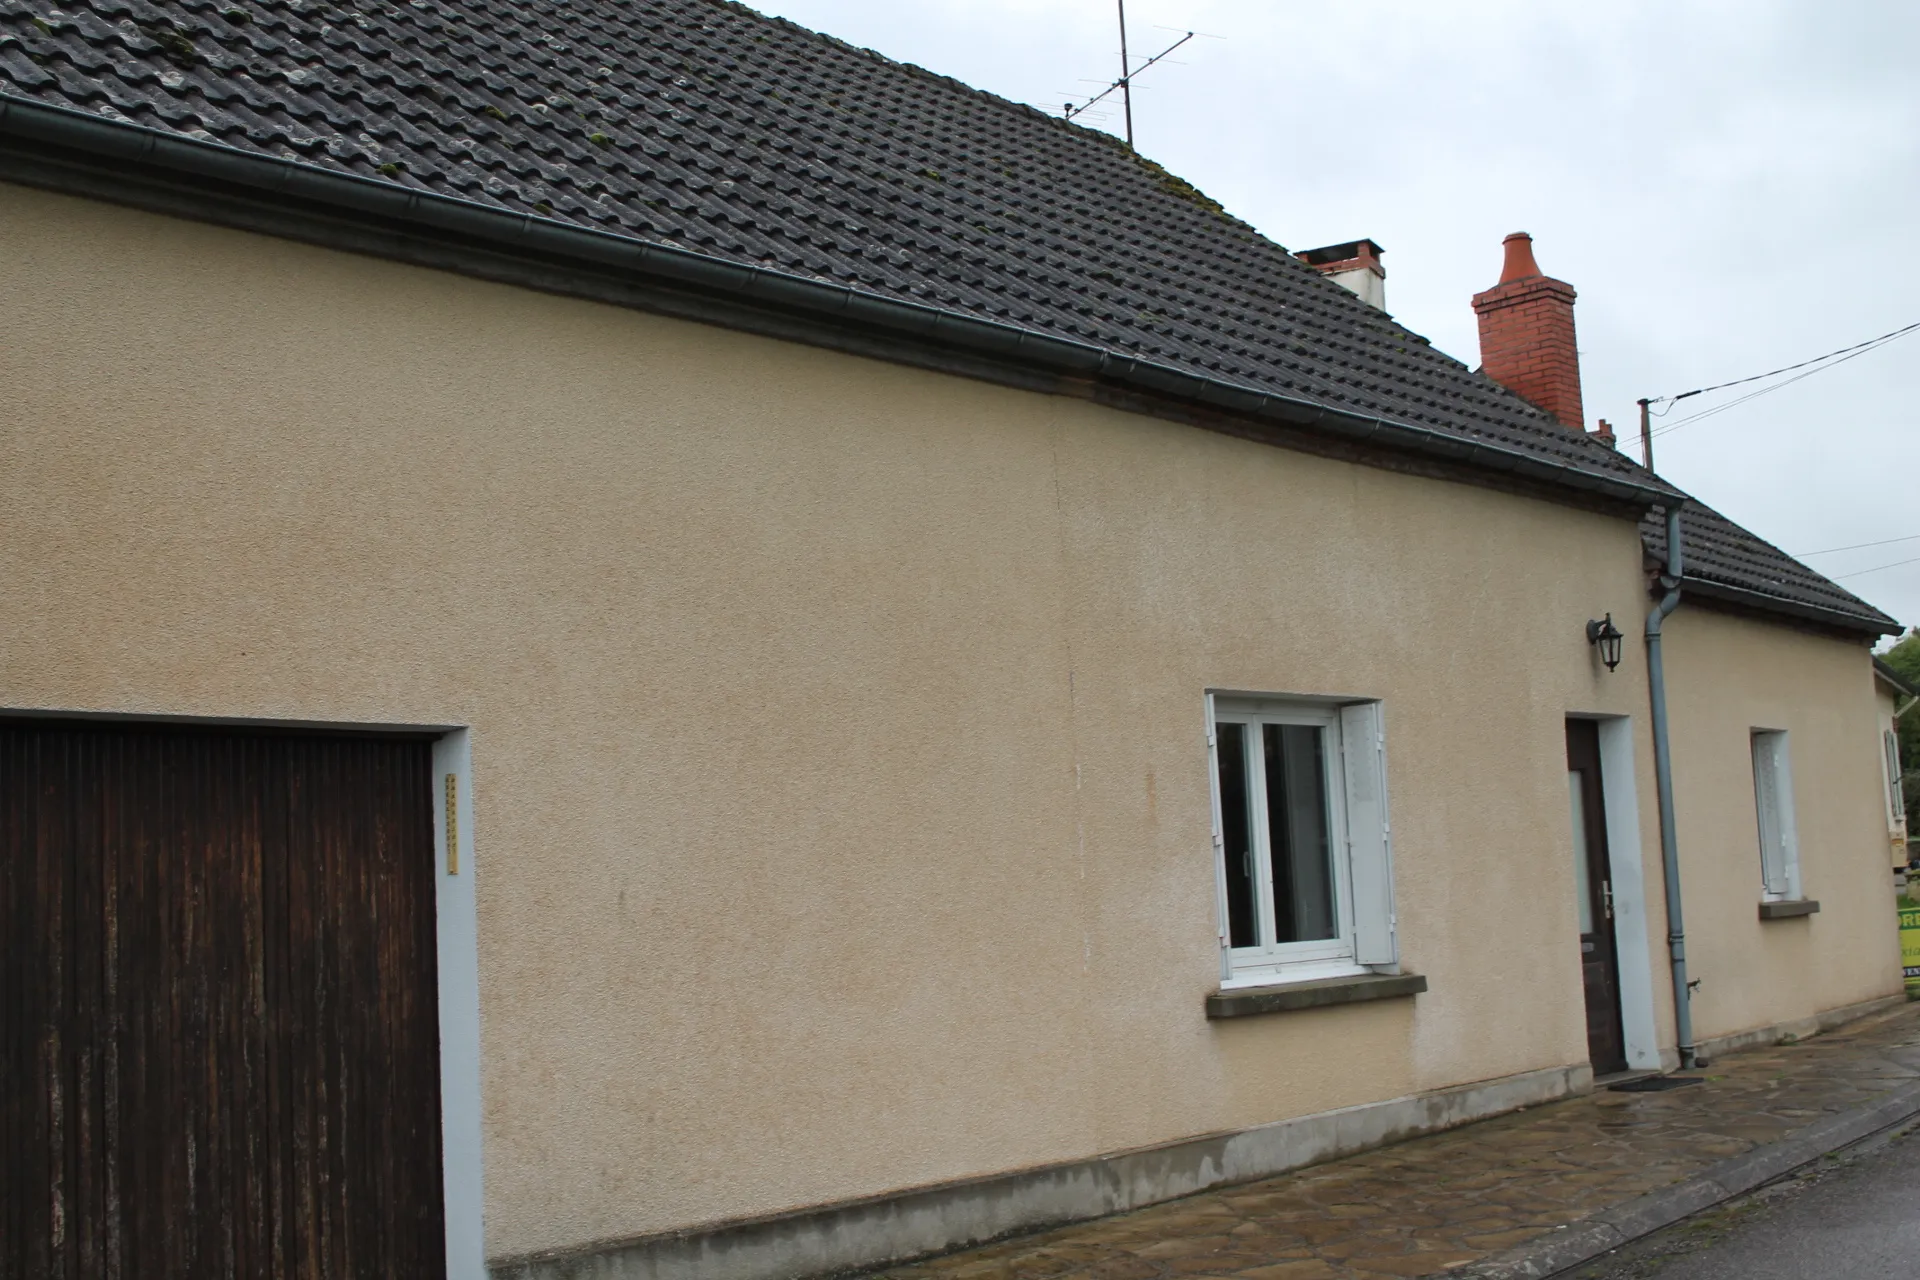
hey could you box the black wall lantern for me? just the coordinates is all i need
[1587,613,1625,672]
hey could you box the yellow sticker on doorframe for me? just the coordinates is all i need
[446,772,460,876]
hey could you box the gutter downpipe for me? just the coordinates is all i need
[1645,504,1696,1069]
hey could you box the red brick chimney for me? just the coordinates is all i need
[1472,232,1584,430]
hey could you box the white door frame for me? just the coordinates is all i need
[434,728,487,1278]
[1588,715,1662,1072]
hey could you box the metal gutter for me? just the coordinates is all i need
[1673,575,1898,639]
[0,94,1680,510]
[1876,657,1920,725]
[1875,656,1919,701]
[1643,505,1696,1069]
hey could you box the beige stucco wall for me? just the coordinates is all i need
[1,178,1885,1258]
[1658,608,1902,1042]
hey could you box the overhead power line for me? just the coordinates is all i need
[1795,532,1920,558]
[1634,319,1918,467]
[1646,321,1918,443]
[1650,320,1920,408]
[1834,554,1920,582]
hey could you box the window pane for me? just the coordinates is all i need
[1752,731,1789,896]
[1216,722,1257,948]
[1265,723,1337,942]
[1568,772,1593,935]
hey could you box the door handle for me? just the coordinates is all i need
[1603,881,1614,921]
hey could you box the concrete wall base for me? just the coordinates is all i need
[489,1061,1592,1280]
[1671,992,1908,1071]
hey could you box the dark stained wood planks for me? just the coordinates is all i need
[1,721,446,1278]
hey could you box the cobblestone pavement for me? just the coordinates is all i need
[877,1004,1920,1280]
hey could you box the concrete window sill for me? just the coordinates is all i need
[1759,898,1820,920]
[1206,972,1427,1019]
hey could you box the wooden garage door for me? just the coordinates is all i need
[1,720,446,1278]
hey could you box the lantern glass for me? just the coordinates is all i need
[1587,614,1624,672]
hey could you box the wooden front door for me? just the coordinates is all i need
[1,720,446,1278]
[1565,719,1627,1075]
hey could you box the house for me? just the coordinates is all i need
[0,1,1903,1277]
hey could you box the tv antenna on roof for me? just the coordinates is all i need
[1062,0,1194,149]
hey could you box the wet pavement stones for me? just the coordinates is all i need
[875,1004,1920,1280]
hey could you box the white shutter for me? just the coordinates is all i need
[1204,694,1231,980]
[1886,730,1906,830]
[1753,732,1791,897]
[1340,701,1398,968]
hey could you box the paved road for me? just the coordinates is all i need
[1571,1125,1920,1279]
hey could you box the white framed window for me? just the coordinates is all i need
[1750,729,1801,901]
[1206,694,1397,987]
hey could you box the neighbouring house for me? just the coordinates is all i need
[0,2,1904,1278]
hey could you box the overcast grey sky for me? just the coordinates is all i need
[747,0,1918,633]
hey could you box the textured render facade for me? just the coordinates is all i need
[1658,609,1904,1048]
[0,182,1657,1260]
[0,1,1906,1276]
[0,171,1901,1278]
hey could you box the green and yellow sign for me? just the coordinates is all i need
[1903,905,1920,998]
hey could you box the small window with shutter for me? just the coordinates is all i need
[1750,729,1800,901]
[1206,694,1397,986]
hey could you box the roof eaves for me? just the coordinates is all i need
[1675,574,1901,639]
[1875,655,1920,701]
[0,93,1681,512]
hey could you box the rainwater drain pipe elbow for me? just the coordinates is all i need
[1645,504,1696,1069]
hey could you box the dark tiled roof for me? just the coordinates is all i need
[1643,504,1898,635]
[0,0,1655,486]
[0,0,1894,634]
